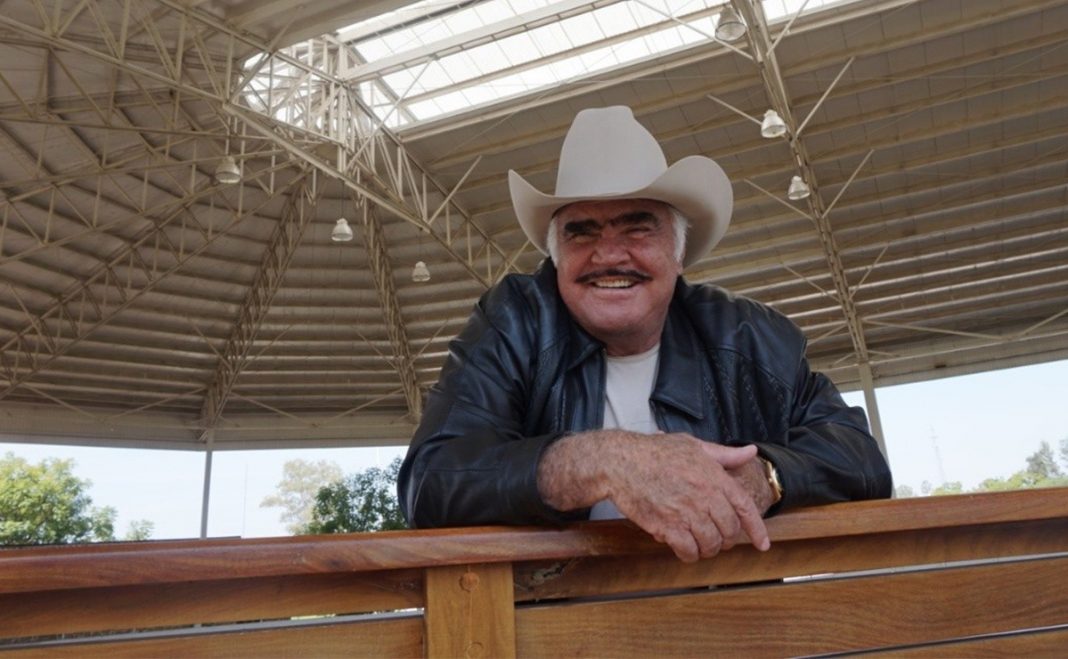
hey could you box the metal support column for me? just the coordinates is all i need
[857,362,888,462]
[200,430,215,538]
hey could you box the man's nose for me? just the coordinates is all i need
[590,234,629,263]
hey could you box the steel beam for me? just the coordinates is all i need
[733,0,872,364]
[0,2,518,289]
[198,170,320,433]
[357,199,423,420]
[0,171,304,400]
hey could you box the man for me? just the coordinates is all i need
[398,106,892,562]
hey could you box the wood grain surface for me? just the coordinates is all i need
[866,625,1068,657]
[2,569,422,638]
[2,487,1065,594]
[424,563,516,659]
[514,518,1068,601]
[513,556,1068,657]
[0,616,422,658]
[3,487,1067,657]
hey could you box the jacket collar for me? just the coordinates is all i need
[537,261,706,419]
[534,260,603,371]
[651,279,706,420]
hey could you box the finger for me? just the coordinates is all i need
[701,443,758,469]
[689,514,725,559]
[662,528,701,563]
[705,495,743,551]
[723,481,771,551]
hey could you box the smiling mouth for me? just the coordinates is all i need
[593,278,636,288]
[576,269,652,289]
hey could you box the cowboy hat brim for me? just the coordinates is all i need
[508,155,733,268]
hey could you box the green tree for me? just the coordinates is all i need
[894,484,916,498]
[1025,441,1063,481]
[303,458,405,534]
[0,453,116,545]
[1059,438,1068,470]
[972,441,1068,493]
[124,519,155,541]
[261,459,343,534]
[930,481,963,496]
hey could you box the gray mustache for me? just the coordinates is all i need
[576,269,652,284]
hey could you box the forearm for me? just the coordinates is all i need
[400,428,578,528]
[536,430,623,512]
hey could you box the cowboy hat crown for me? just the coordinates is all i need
[508,106,733,267]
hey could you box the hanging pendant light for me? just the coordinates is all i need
[715,5,746,42]
[787,175,811,201]
[215,155,241,184]
[760,109,787,138]
[332,217,353,242]
[412,260,431,283]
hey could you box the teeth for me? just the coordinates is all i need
[592,279,634,288]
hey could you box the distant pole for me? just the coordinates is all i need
[200,430,215,538]
[858,362,888,461]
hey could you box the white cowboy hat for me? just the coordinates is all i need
[508,106,733,267]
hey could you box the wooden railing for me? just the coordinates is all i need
[2,487,1068,657]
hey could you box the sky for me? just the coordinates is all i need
[2,358,1066,541]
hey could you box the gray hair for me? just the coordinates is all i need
[546,207,689,264]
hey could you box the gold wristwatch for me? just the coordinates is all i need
[760,457,784,505]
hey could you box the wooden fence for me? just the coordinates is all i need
[2,487,1067,657]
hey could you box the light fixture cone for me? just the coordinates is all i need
[215,155,241,184]
[761,109,787,138]
[715,6,746,42]
[787,175,811,201]
[412,260,431,283]
[332,218,354,242]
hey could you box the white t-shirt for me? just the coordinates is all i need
[589,343,661,520]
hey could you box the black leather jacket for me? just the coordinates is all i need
[399,260,892,528]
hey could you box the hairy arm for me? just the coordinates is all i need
[538,430,771,562]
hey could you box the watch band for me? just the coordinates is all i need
[760,457,784,505]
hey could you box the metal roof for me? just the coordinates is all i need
[1,0,1066,450]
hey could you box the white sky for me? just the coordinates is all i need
[2,358,1066,541]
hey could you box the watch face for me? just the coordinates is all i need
[762,458,783,503]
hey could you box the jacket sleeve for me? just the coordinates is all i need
[755,353,893,512]
[397,279,581,528]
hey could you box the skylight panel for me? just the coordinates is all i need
[266,0,871,132]
[548,57,587,82]
[592,3,642,39]
[445,50,484,83]
[355,36,396,63]
[646,25,688,53]
[521,21,572,57]
[637,0,679,14]
[506,32,543,62]
[382,68,423,96]
[420,60,456,91]
[526,22,575,58]
[560,12,606,47]
[473,1,513,25]
[506,0,554,13]
[579,45,622,72]
[433,94,469,115]
[442,7,484,35]
[615,35,655,62]
[379,26,424,57]
[516,66,559,89]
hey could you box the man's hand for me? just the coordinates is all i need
[537,431,771,563]
[728,457,778,515]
